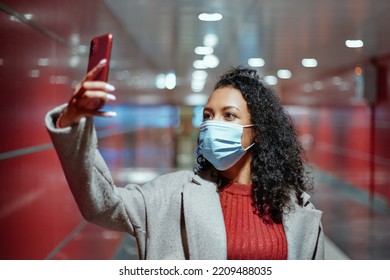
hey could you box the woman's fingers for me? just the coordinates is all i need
[85,59,107,81]
[63,59,118,125]
[71,89,116,111]
[82,80,116,92]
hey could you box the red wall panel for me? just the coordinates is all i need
[0,0,132,260]
[287,62,390,208]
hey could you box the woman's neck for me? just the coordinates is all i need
[219,153,252,184]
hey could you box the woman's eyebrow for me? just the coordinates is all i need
[203,106,240,112]
[222,106,240,112]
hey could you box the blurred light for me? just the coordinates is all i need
[69,56,80,68]
[9,16,20,22]
[29,69,40,78]
[191,71,207,92]
[193,60,208,69]
[37,58,50,66]
[116,70,131,81]
[203,54,219,68]
[77,45,88,54]
[24,14,33,20]
[155,73,166,89]
[9,13,33,22]
[192,70,208,80]
[303,83,313,93]
[248,58,265,67]
[191,79,206,92]
[136,95,162,104]
[301,58,318,67]
[70,33,80,45]
[264,75,278,85]
[313,81,323,90]
[165,72,176,90]
[198,13,223,21]
[194,46,214,55]
[204,34,219,47]
[332,76,342,85]
[277,69,292,79]
[339,82,351,91]
[50,75,69,85]
[345,40,364,48]
[0,58,4,66]
[185,94,208,106]
[355,66,363,75]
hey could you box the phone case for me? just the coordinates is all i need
[87,33,113,82]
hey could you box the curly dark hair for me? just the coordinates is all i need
[195,66,313,224]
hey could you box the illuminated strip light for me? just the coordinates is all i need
[264,75,278,85]
[194,46,214,55]
[248,58,265,67]
[277,69,292,79]
[198,13,223,21]
[345,40,364,48]
[302,58,318,67]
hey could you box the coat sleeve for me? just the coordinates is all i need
[45,105,147,239]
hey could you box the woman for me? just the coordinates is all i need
[46,61,324,260]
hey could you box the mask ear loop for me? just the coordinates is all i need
[242,123,258,150]
[244,142,256,151]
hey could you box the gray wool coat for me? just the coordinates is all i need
[46,105,324,260]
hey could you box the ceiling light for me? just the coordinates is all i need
[203,54,219,68]
[185,94,208,106]
[248,58,265,67]
[198,13,223,22]
[301,58,318,67]
[194,46,214,55]
[277,69,292,79]
[345,40,364,48]
[24,14,33,20]
[10,16,20,22]
[155,73,166,89]
[191,79,206,92]
[203,34,219,47]
[193,60,207,69]
[165,72,176,90]
[192,70,208,80]
[264,75,278,85]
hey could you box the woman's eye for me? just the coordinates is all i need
[225,113,236,120]
[203,114,213,120]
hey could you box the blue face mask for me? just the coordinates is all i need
[198,121,255,171]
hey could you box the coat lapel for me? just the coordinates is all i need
[182,174,227,259]
[283,193,323,259]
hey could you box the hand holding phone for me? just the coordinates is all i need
[56,34,116,128]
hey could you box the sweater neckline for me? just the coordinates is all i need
[219,181,253,196]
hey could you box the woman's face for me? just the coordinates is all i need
[203,86,254,149]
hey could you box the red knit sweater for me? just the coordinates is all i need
[219,181,287,260]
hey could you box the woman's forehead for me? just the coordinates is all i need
[206,86,247,109]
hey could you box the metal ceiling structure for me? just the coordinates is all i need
[104,0,390,105]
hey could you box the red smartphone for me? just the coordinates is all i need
[87,33,113,82]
